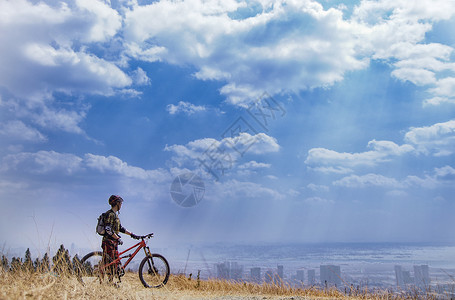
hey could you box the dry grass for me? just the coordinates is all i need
[1,266,437,300]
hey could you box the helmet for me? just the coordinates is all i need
[108,195,123,206]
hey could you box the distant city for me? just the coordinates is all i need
[208,261,455,297]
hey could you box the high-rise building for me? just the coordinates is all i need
[395,265,404,287]
[308,269,316,285]
[216,261,243,280]
[265,270,274,283]
[414,265,430,287]
[320,265,341,287]
[216,262,230,280]
[250,267,261,283]
[402,270,413,284]
[296,270,304,282]
[277,265,284,282]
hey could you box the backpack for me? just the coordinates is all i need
[96,212,108,236]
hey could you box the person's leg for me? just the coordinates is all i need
[102,240,117,281]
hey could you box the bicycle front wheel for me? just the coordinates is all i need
[138,254,170,288]
[79,251,114,285]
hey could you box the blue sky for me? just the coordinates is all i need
[1,0,455,252]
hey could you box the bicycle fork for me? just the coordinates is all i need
[143,246,157,275]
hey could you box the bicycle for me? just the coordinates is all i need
[78,233,170,288]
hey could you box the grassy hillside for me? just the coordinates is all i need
[0,268,439,300]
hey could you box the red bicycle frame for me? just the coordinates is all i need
[104,239,152,270]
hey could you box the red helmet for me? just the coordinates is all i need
[108,195,123,206]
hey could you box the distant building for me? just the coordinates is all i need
[296,270,304,282]
[250,267,261,283]
[265,270,274,283]
[320,265,341,287]
[395,265,404,287]
[277,265,284,280]
[216,261,243,280]
[414,265,430,287]
[402,270,413,284]
[230,262,243,280]
[216,262,230,280]
[275,265,284,285]
[308,269,316,285]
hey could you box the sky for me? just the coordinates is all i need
[1,0,455,253]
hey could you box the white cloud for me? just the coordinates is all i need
[206,179,283,202]
[333,173,403,188]
[307,166,353,174]
[0,0,136,138]
[1,151,83,175]
[131,67,151,86]
[333,165,455,190]
[164,133,279,173]
[391,68,436,86]
[0,120,46,142]
[237,161,271,169]
[404,120,455,156]
[123,0,368,104]
[1,150,171,183]
[429,77,455,99]
[305,139,414,170]
[0,0,131,99]
[351,0,455,106]
[84,153,170,182]
[166,101,207,115]
[75,0,122,43]
[403,175,439,189]
[423,97,455,107]
[307,183,329,192]
[303,196,334,205]
[434,165,455,181]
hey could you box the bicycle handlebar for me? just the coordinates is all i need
[132,233,153,240]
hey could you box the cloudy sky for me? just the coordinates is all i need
[1,0,455,252]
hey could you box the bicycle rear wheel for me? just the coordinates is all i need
[138,254,170,288]
[79,251,114,285]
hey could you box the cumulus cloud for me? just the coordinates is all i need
[0,97,89,135]
[333,173,403,188]
[307,118,455,173]
[0,120,46,142]
[305,139,414,171]
[164,133,279,175]
[334,165,455,190]
[307,183,329,192]
[0,150,171,183]
[166,101,207,115]
[303,196,334,205]
[1,151,83,175]
[123,0,369,105]
[353,0,455,106]
[0,0,130,99]
[0,0,134,138]
[206,179,284,202]
[130,67,151,86]
[237,161,271,169]
[84,153,170,182]
[404,120,455,156]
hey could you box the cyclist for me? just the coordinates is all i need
[101,195,137,279]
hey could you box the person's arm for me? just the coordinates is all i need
[119,225,134,237]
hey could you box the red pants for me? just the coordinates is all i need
[101,239,119,277]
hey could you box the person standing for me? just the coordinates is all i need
[101,195,137,279]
